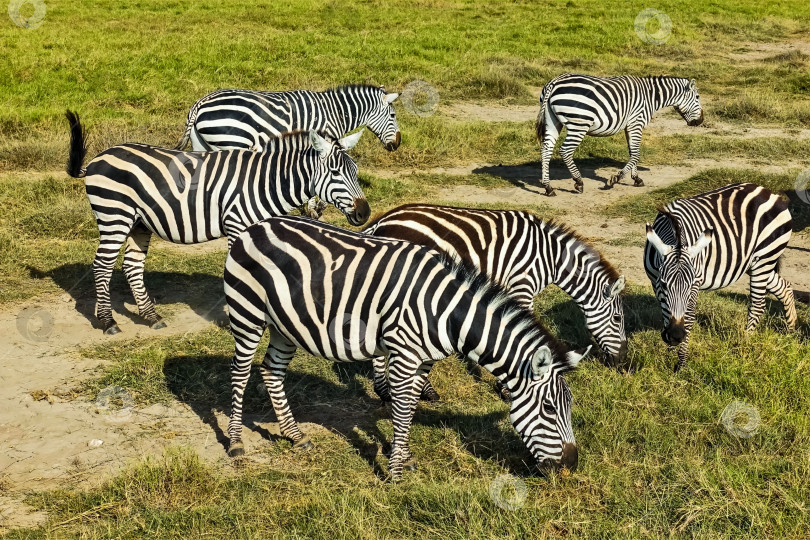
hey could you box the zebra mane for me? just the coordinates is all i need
[545,219,621,281]
[330,84,384,94]
[657,207,687,250]
[437,252,569,358]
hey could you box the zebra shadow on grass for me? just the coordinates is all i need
[163,353,538,479]
[29,263,228,331]
[472,157,638,194]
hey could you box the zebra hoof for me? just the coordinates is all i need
[673,362,685,373]
[150,318,167,330]
[402,458,417,471]
[103,324,121,336]
[293,436,313,450]
[574,181,584,194]
[633,178,644,187]
[228,441,245,458]
[544,186,557,197]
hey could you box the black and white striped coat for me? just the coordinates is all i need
[224,216,590,480]
[176,84,400,153]
[65,111,369,335]
[536,74,704,196]
[364,204,627,400]
[644,183,796,371]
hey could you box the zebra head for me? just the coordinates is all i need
[589,275,627,367]
[364,86,401,151]
[673,79,704,127]
[308,130,371,226]
[646,220,713,346]
[508,344,590,472]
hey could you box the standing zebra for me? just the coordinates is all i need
[65,111,369,335]
[644,183,797,371]
[175,84,400,153]
[364,204,627,402]
[224,216,590,481]
[536,74,704,196]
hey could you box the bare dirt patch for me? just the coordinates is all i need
[728,39,810,62]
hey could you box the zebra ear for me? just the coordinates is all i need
[689,78,697,90]
[309,130,333,158]
[687,228,713,259]
[384,92,399,104]
[338,130,363,150]
[606,275,626,299]
[646,223,673,258]
[531,346,553,379]
[559,345,591,373]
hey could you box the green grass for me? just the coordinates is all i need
[13,286,810,538]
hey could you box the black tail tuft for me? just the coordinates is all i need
[65,110,88,178]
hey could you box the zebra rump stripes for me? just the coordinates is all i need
[176,84,400,153]
[644,183,796,371]
[536,74,703,196]
[65,111,369,335]
[224,216,590,480]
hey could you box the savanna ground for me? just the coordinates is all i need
[2,0,810,537]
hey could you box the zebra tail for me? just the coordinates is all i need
[65,110,88,178]
[174,127,191,150]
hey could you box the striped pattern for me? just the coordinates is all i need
[65,111,369,335]
[224,216,590,480]
[644,183,797,371]
[176,84,400,152]
[364,204,627,400]
[536,74,704,196]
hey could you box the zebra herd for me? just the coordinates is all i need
[63,75,798,481]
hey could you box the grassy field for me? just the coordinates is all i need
[3,0,810,538]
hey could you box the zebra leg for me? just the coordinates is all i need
[92,222,135,334]
[746,269,772,331]
[674,334,691,372]
[259,332,312,449]
[766,271,798,330]
[387,359,430,481]
[227,322,265,458]
[614,125,644,187]
[371,356,392,402]
[559,127,588,193]
[540,118,562,197]
[122,223,164,329]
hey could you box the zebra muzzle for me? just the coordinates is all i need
[347,198,371,226]
[688,111,704,127]
[385,131,401,151]
[662,318,687,345]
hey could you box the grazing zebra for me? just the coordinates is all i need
[644,183,797,371]
[364,204,627,402]
[175,84,400,153]
[536,74,704,196]
[224,216,591,481]
[65,111,369,335]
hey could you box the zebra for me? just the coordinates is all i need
[224,216,591,481]
[364,204,627,402]
[175,84,400,153]
[536,74,704,196]
[644,183,797,372]
[64,110,369,335]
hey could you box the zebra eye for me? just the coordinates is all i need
[543,401,556,414]
[612,314,622,322]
